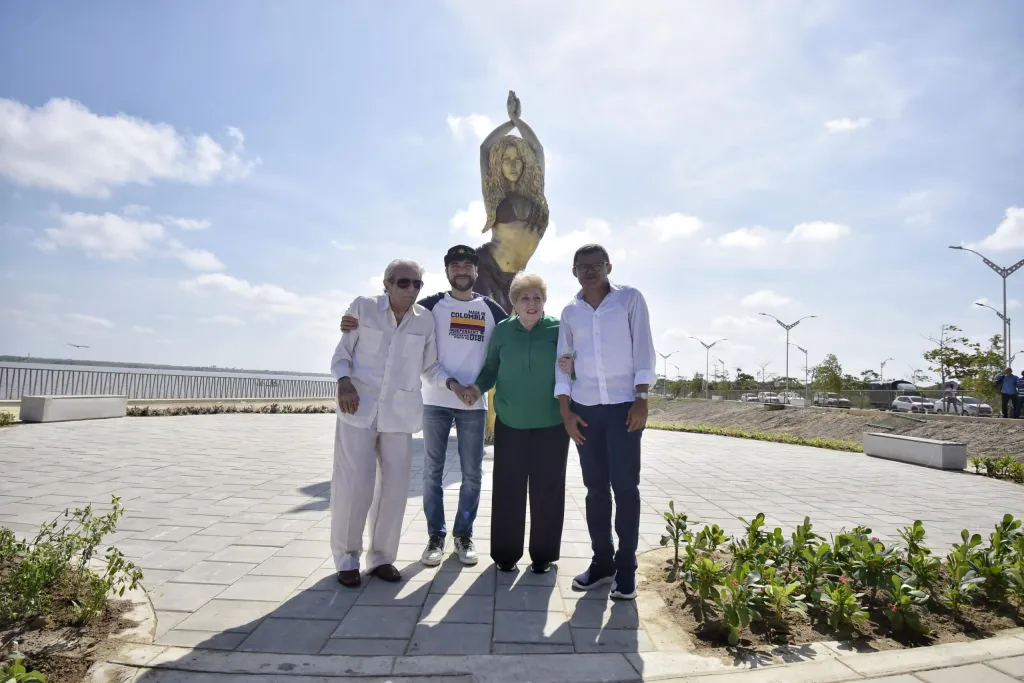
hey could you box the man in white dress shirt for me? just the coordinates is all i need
[331,259,445,587]
[555,244,657,601]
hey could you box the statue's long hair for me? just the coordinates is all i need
[482,136,549,235]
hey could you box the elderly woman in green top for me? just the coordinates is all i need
[470,271,569,574]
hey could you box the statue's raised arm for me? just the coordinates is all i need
[479,91,545,182]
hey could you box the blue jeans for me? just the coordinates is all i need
[422,404,486,538]
[572,401,642,576]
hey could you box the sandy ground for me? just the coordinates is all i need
[649,399,1023,458]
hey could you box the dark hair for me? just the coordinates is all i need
[573,243,610,265]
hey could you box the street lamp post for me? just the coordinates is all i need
[976,302,1012,367]
[949,245,1024,366]
[714,356,725,397]
[689,337,726,400]
[758,313,817,401]
[790,343,809,402]
[658,351,677,397]
[880,357,894,382]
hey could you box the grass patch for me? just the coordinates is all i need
[648,421,863,452]
[0,411,12,427]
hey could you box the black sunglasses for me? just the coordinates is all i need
[390,278,424,290]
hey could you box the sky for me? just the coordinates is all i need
[1,0,1023,380]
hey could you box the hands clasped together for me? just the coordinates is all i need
[449,381,482,407]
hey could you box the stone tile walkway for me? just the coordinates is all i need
[2,414,1024,681]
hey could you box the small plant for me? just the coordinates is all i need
[799,543,832,599]
[698,523,727,552]
[0,650,47,682]
[758,571,808,626]
[659,501,691,576]
[983,457,998,477]
[714,562,762,646]
[939,561,984,616]
[686,553,728,623]
[969,456,985,474]
[995,456,1016,478]
[0,411,12,427]
[881,574,930,636]
[818,579,869,631]
[1009,462,1024,485]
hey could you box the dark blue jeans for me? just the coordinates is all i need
[421,405,486,538]
[572,401,642,576]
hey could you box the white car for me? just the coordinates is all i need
[758,392,783,404]
[740,393,759,402]
[933,396,993,417]
[891,396,935,413]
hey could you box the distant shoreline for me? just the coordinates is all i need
[0,356,331,378]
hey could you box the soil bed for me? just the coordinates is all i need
[639,547,1023,662]
[649,399,1022,458]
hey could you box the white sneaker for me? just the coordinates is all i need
[421,535,444,566]
[454,536,478,565]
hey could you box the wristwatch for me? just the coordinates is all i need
[635,392,649,400]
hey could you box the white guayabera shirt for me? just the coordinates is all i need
[331,295,447,433]
[554,282,658,406]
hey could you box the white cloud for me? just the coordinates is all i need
[718,226,779,249]
[446,114,496,142]
[449,200,487,239]
[201,314,245,326]
[35,211,166,260]
[976,207,1024,251]
[132,325,155,335]
[824,117,873,132]
[0,97,257,197]
[785,221,851,243]
[331,240,356,251]
[638,213,704,243]
[534,218,612,265]
[741,290,792,308]
[68,313,112,328]
[182,273,304,313]
[168,242,225,271]
[161,216,211,231]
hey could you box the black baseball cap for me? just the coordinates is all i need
[444,244,479,266]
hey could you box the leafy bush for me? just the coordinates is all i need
[0,496,143,626]
[127,402,333,417]
[660,502,1024,647]
[0,411,12,427]
[0,651,46,682]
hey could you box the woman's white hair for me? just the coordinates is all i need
[509,271,547,304]
[383,258,425,282]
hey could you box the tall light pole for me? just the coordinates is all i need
[689,337,726,400]
[950,245,1024,366]
[714,356,726,395]
[658,351,677,396]
[880,357,894,381]
[758,313,817,400]
[791,343,809,402]
[976,302,1012,367]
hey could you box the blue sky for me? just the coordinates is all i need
[1,0,1022,380]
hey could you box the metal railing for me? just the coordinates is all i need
[0,365,336,401]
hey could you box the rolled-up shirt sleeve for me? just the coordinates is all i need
[554,309,573,398]
[628,290,657,388]
[331,299,360,380]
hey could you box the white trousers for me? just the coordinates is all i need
[330,417,413,572]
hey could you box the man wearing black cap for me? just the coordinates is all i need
[341,245,507,566]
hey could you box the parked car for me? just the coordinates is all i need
[757,392,782,404]
[813,392,852,408]
[868,380,921,409]
[740,393,759,403]
[891,395,935,413]
[778,391,801,404]
[933,396,993,417]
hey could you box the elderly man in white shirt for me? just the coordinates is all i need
[555,244,657,602]
[331,258,445,587]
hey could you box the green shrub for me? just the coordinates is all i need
[0,411,12,427]
[0,496,144,626]
[0,651,46,682]
[648,422,862,452]
[126,403,334,417]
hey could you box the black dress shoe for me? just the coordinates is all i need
[370,564,402,582]
[337,570,361,588]
[530,561,552,574]
[496,561,517,572]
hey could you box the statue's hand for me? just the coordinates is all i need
[507,90,521,119]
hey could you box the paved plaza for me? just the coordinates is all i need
[3,414,1024,681]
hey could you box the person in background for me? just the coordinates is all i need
[1015,373,1024,419]
[555,244,657,601]
[340,245,507,567]
[468,272,569,574]
[995,367,1019,418]
[330,259,445,587]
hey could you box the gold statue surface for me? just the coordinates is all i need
[473,91,548,313]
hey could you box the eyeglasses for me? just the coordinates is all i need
[573,262,608,274]
[390,278,424,290]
